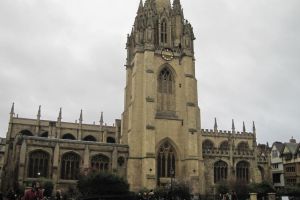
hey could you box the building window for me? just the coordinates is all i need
[160,20,167,44]
[237,142,249,152]
[20,130,33,136]
[62,133,76,140]
[236,161,249,183]
[157,141,176,178]
[286,178,296,185]
[157,67,175,113]
[214,161,228,183]
[202,140,214,153]
[272,150,278,158]
[28,151,49,178]
[106,137,116,143]
[83,135,97,142]
[286,166,296,172]
[273,173,281,183]
[272,164,279,169]
[61,152,80,180]
[91,154,109,172]
[219,141,229,152]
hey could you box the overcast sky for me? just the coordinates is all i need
[0,0,299,144]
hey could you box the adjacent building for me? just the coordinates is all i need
[270,142,285,188]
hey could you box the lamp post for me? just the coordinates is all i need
[170,168,175,200]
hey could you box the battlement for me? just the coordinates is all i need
[201,129,254,136]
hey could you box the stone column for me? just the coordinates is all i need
[18,140,27,184]
[112,146,118,173]
[83,145,90,173]
[52,143,60,189]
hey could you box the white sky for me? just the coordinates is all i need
[0,0,299,144]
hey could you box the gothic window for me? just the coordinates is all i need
[61,152,80,180]
[236,161,250,183]
[28,150,49,178]
[91,154,110,172]
[157,67,175,112]
[106,137,116,143]
[237,142,249,152]
[220,141,229,151]
[160,19,167,44]
[157,142,176,178]
[62,133,76,140]
[20,130,33,136]
[214,161,228,183]
[40,132,48,138]
[83,135,97,142]
[202,140,214,153]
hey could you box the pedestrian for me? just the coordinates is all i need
[23,181,43,200]
[55,191,61,200]
[7,189,16,200]
[231,191,238,200]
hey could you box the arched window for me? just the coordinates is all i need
[28,151,49,178]
[236,161,250,183]
[106,137,116,144]
[61,152,80,180]
[160,19,167,44]
[83,135,97,142]
[62,133,76,140]
[202,140,214,153]
[220,141,229,151]
[40,132,48,138]
[237,142,249,152]
[157,67,175,113]
[157,141,176,178]
[20,130,33,136]
[214,161,228,183]
[91,154,110,172]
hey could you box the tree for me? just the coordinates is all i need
[77,172,130,196]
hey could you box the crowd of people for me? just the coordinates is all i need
[4,181,62,200]
[219,191,238,200]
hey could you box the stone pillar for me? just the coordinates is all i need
[83,145,90,173]
[52,143,60,189]
[112,147,118,173]
[103,131,107,143]
[250,193,257,200]
[18,140,27,184]
[268,193,276,200]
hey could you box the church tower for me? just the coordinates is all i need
[121,0,203,192]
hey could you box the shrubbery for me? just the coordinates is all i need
[77,172,130,196]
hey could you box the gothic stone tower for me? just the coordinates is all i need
[121,0,203,192]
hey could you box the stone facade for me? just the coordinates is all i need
[1,0,272,195]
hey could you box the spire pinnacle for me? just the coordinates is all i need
[100,112,104,126]
[214,118,218,132]
[253,121,256,134]
[243,121,246,133]
[232,119,235,133]
[79,109,83,124]
[57,107,62,121]
[37,105,41,120]
[10,102,15,115]
[138,0,143,13]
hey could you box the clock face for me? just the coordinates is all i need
[161,48,174,61]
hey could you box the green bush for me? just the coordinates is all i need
[77,172,129,196]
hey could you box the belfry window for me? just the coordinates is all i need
[157,142,176,178]
[160,20,167,44]
[28,151,49,178]
[202,140,214,153]
[61,152,80,180]
[236,161,250,183]
[157,67,175,112]
[91,154,110,172]
[214,161,228,183]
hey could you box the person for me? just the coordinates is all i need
[231,191,238,200]
[23,181,43,200]
[6,189,16,200]
[55,191,61,200]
